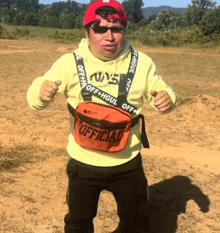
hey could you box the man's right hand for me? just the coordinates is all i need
[39,80,62,102]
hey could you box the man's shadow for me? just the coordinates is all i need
[148,175,210,233]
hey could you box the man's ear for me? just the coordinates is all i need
[85,29,89,39]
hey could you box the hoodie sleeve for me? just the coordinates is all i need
[144,61,176,111]
[27,53,76,110]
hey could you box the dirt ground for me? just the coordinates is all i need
[0,39,220,233]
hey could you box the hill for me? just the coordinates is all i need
[142,5,186,18]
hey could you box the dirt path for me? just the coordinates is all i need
[0,39,220,233]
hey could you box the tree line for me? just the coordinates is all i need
[0,0,85,28]
[124,0,219,37]
[0,0,219,39]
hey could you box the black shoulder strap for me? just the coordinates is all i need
[73,53,91,101]
[117,47,138,109]
[125,47,139,96]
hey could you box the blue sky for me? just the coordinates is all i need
[38,0,220,8]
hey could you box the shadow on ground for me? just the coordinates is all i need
[148,175,210,233]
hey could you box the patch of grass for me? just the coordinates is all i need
[176,96,194,106]
[0,146,66,172]
[49,29,85,43]
[126,25,220,48]
[1,24,85,42]
[0,146,31,171]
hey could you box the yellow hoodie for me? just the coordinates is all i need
[27,38,176,167]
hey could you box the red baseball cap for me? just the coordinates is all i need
[84,0,127,26]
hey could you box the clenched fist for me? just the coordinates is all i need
[39,80,62,102]
[150,90,172,112]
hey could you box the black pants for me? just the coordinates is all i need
[64,153,150,233]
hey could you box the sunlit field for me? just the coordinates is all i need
[0,28,220,232]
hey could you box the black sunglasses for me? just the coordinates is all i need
[91,24,124,34]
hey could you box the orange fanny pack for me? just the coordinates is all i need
[72,101,132,152]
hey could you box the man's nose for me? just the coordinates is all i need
[105,29,114,41]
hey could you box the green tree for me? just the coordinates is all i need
[13,9,25,25]
[184,0,217,26]
[59,8,75,29]
[137,14,157,27]
[27,0,40,12]
[13,0,25,10]
[74,15,83,29]
[0,1,10,8]
[199,7,220,35]
[51,1,67,17]
[65,0,81,15]
[11,0,40,12]
[191,0,217,9]
[184,5,206,26]
[0,0,16,8]
[0,7,17,24]
[22,12,38,25]
[38,8,59,27]
[148,9,183,30]
[51,0,81,17]
[122,0,144,23]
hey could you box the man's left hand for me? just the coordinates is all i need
[150,90,172,112]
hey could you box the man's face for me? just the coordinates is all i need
[85,19,125,61]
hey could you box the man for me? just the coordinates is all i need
[27,0,176,232]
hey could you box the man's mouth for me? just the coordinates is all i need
[103,44,116,51]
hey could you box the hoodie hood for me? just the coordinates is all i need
[75,38,131,64]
